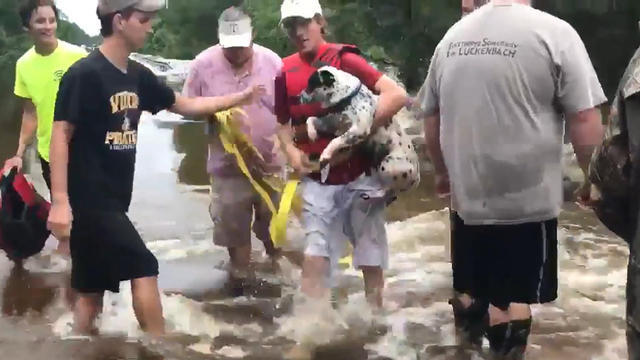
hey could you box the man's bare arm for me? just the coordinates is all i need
[568,107,605,181]
[49,121,74,204]
[372,75,408,129]
[170,85,265,118]
[15,99,38,157]
[47,121,75,239]
[424,111,447,175]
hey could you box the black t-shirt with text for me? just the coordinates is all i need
[54,50,176,212]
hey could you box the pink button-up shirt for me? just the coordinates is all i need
[182,44,283,177]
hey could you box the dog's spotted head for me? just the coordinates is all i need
[300,66,361,108]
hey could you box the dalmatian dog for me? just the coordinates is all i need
[300,66,420,193]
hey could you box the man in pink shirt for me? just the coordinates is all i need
[182,6,283,291]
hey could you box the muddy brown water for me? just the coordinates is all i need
[0,100,631,359]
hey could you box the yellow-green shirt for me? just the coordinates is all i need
[14,40,87,162]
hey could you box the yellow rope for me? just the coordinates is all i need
[214,108,295,249]
[213,108,352,267]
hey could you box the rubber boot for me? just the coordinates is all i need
[488,318,532,360]
[449,297,489,346]
[487,322,509,360]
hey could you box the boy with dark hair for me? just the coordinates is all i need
[18,0,59,27]
[47,0,265,335]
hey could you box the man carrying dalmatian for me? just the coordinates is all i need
[275,0,408,308]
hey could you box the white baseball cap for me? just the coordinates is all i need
[280,0,323,22]
[218,7,253,48]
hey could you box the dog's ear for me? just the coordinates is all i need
[319,70,336,87]
[306,71,322,92]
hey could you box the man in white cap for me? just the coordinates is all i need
[183,5,284,294]
[275,0,408,308]
[48,0,266,335]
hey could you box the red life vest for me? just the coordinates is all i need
[279,43,369,185]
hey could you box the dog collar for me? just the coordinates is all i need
[325,82,362,114]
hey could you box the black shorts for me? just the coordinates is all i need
[450,211,558,310]
[70,210,158,293]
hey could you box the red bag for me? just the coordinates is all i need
[0,167,51,261]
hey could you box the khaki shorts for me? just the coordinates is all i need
[209,176,278,248]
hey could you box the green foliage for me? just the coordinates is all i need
[57,19,100,47]
[141,0,242,58]
[540,1,640,98]
[141,0,640,96]
[1,0,639,96]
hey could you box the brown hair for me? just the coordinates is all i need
[313,14,328,36]
[97,6,136,37]
[19,0,59,28]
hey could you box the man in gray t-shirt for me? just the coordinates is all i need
[417,0,606,357]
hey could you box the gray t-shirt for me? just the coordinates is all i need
[417,2,607,225]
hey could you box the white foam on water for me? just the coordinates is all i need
[215,345,248,358]
[18,236,71,274]
[52,282,223,340]
[275,296,349,346]
[364,308,427,360]
[21,253,71,274]
[594,333,628,360]
[147,238,220,261]
[44,198,629,360]
[188,341,213,354]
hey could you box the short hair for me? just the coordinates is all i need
[97,6,136,38]
[219,4,253,22]
[19,0,59,29]
[313,14,328,36]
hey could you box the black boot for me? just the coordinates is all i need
[487,318,532,360]
[487,322,509,360]
[449,297,489,346]
[504,318,532,360]
[628,323,640,360]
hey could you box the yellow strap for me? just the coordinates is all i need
[216,109,277,214]
[214,109,295,248]
[213,109,353,267]
[268,179,300,248]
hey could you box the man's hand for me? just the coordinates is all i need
[47,200,73,240]
[239,84,267,107]
[575,181,595,209]
[248,152,279,178]
[435,172,451,200]
[287,146,313,176]
[3,156,23,172]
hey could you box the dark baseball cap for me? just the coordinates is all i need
[97,0,166,16]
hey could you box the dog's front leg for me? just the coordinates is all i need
[318,106,374,170]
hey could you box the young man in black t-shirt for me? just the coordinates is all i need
[47,0,266,336]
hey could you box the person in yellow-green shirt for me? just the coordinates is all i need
[3,0,86,256]
[3,0,86,191]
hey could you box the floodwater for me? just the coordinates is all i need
[0,72,631,360]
